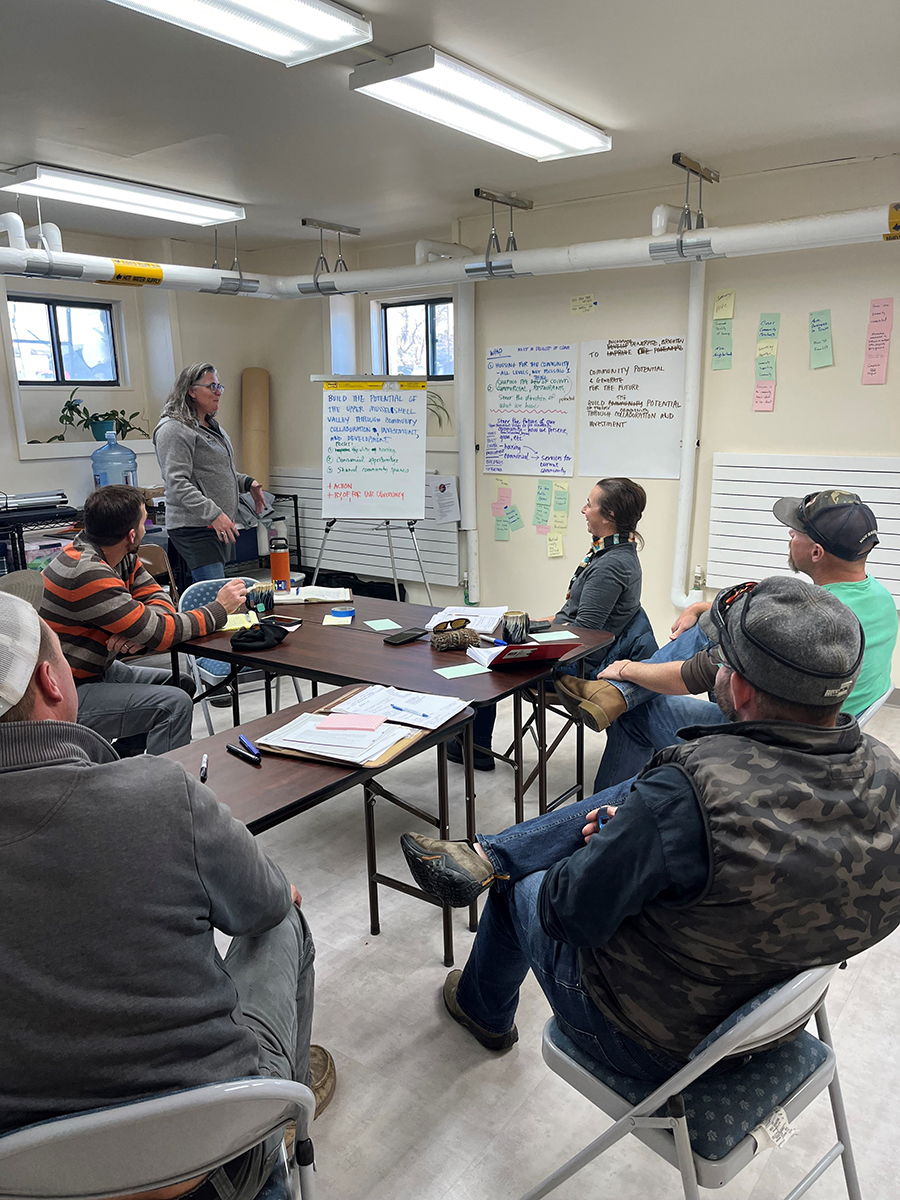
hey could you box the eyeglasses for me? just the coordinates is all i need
[196,382,225,396]
[433,617,470,633]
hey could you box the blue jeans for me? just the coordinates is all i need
[594,623,723,790]
[456,870,681,1083]
[191,560,228,583]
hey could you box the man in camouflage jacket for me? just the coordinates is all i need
[402,576,900,1077]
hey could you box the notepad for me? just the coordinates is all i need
[224,612,259,631]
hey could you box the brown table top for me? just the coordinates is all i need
[179,606,612,707]
[164,684,473,834]
[276,595,437,630]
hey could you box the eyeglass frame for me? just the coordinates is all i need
[194,381,225,396]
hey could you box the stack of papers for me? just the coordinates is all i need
[425,606,508,635]
[257,712,414,765]
[276,586,353,604]
[330,685,469,730]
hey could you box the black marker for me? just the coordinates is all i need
[226,743,263,767]
[199,753,209,783]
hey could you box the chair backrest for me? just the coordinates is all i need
[0,569,44,611]
[856,685,894,728]
[178,577,258,614]
[137,544,179,604]
[0,1077,314,1200]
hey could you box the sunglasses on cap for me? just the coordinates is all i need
[433,617,470,633]
[796,489,864,543]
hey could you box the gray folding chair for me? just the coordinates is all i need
[521,965,861,1200]
[0,1077,317,1200]
[856,684,894,728]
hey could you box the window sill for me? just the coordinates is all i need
[18,439,156,461]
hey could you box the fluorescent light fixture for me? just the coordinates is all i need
[0,165,246,227]
[104,0,372,66]
[351,46,611,162]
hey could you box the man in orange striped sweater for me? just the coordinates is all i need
[41,485,247,754]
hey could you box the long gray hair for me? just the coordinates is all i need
[161,363,216,427]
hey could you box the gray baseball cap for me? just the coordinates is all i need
[0,591,42,717]
[707,576,863,706]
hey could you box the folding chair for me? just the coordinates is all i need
[856,684,894,728]
[0,1076,317,1200]
[522,965,861,1200]
[137,543,180,605]
[179,578,303,736]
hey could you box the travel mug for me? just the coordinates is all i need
[503,610,529,644]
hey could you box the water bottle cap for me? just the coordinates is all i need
[106,431,117,443]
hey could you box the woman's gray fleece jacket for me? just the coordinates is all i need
[153,415,253,528]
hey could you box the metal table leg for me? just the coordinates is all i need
[436,740,453,966]
[264,672,273,715]
[537,686,548,815]
[513,690,524,826]
[364,784,380,937]
[464,721,478,933]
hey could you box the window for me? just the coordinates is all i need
[8,297,119,385]
[382,297,453,379]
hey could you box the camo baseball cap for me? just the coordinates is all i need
[773,489,879,561]
[0,591,41,717]
[707,576,864,706]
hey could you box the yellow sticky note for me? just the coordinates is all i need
[713,289,735,320]
[547,534,565,558]
[224,613,259,631]
[493,476,510,487]
[552,480,569,492]
[756,340,778,358]
[322,614,352,626]
[570,293,596,314]
[551,509,568,532]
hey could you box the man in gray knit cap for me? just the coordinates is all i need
[0,592,334,1195]
[403,576,900,1075]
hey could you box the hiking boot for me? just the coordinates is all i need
[310,1045,336,1118]
[400,833,505,907]
[442,970,518,1051]
[553,675,628,733]
[446,736,495,771]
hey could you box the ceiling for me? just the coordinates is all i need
[1,0,898,252]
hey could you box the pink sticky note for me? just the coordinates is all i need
[536,524,551,534]
[753,381,775,411]
[869,298,894,332]
[316,713,385,731]
[491,501,506,516]
[497,487,513,503]
[862,327,890,385]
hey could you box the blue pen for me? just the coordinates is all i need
[479,635,507,646]
[239,734,261,758]
[390,703,429,718]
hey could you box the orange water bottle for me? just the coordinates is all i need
[269,536,291,594]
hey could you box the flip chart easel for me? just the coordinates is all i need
[311,516,435,604]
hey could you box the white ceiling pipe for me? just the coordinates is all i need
[0,212,28,252]
[25,223,63,253]
[671,258,707,611]
[652,204,682,236]
[455,281,479,603]
[415,239,475,265]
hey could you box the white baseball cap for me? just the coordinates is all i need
[0,592,42,717]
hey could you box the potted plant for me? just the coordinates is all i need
[426,389,452,430]
[47,388,150,442]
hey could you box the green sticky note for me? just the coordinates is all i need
[552,488,569,514]
[755,355,776,381]
[434,662,492,679]
[531,630,580,642]
[757,312,780,339]
[536,480,553,506]
[533,502,551,526]
[365,619,402,631]
[711,318,732,370]
[809,309,834,369]
[505,503,525,531]
[495,516,509,541]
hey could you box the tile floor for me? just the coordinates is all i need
[192,677,900,1200]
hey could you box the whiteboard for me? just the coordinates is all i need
[322,378,427,520]
[578,337,685,479]
[484,344,577,477]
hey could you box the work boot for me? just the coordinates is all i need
[553,675,628,733]
[283,1045,336,1158]
[442,970,518,1051]
[400,833,506,907]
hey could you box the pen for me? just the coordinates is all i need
[390,703,429,718]
[199,753,208,783]
[226,743,263,767]
[239,734,261,757]
[479,635,507,645]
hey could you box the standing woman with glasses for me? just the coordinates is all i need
[153,363,266,583]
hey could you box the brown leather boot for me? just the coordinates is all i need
[553,676,628,733]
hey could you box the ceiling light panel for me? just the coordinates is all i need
[104,0,372,66]
[351,47,611,162]
[1,165,246,226]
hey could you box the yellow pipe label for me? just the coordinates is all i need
[103,259,164,286]
[323,380,426,390]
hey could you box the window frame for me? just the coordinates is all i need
[7,294,120,387]
[381,296,454,381]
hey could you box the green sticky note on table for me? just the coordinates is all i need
[809,309,834,369]
[505,504,525,531]
[531,630,580,643]
[757,312,780,339]
[755,355,776,381]
[711,318,732,370]
[365,619,402,631]
[495,516,509,541]
[434,662,492,679]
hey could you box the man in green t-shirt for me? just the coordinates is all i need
[555,489,898,788]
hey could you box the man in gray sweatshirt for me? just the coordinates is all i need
[0,592,334,1197]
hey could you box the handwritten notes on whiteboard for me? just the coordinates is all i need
[578,337,686,479]
[862,298,893,385]
[484,344,577,476]
[322,379,426,519]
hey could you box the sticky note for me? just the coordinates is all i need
[552,487,570,514]
[365,619,402,631]
[317,713,385,730]
[755,340,777,358]
[505,504,525,531]
[531,630,580,642]
[497,487,512,503]
[713,290,735,320]
[491,501,507,516]
[434,662,492,679]
[753,381,776,411]
[533,502,551,526]
[868,298,893,331]
[755,355,776,381]
[862,329,890,385]
[322,614,352,625]
[551,508,568,531]
[570,293,596,314]
[757,313,780,339]
[493,476,510,486]
[536,480,553,506]
[711,319,732,370]
[547,533,565,558]
[809,309,833,369]
[536,524,551,534]
[495,516,509,541]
